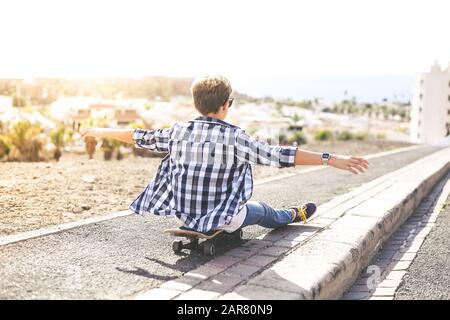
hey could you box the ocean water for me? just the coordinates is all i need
[231,74,414,103]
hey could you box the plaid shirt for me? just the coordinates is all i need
[129,116,297,233]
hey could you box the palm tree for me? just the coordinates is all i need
[292,113,301,122]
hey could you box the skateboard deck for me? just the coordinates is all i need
[164,227,243,256]
[164,228,224,240]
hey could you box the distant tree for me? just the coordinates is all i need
[364,103,373,118]
[398,109,408,121]
[380,105,389,120]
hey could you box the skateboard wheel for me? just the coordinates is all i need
[234,229,243,239]
[203,242,215,256]
[172,240,183,253]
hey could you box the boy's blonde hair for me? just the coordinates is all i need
[191,75,232,115]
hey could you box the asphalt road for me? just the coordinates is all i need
[395,194,450,300]
[0,145,442,299]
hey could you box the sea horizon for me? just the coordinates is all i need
[0,73,415,104]
[230,74,415,104]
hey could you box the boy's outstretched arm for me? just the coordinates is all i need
[294,149,369,175]
[80,127,134,144]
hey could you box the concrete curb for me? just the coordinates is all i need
[343,171,450,300]
[0,210,130,246]
[135,147,450,300]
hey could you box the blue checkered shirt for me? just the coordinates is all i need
[129,116,297,233]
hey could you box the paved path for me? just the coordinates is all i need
[395,195,450,299]
[0,146,441,299]
[342,171,450,300]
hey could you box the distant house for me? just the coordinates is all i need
[0,107,56,131]
[410,61,450,144]
[69,107,91,128]
[114,108,141,126]
[51,98,144,130]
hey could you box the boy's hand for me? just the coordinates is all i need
[329,155,369,175]
[80,127,101,139]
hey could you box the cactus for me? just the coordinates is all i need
[0,136,10,160]
[50,127,66,161]
[100,138,113,161]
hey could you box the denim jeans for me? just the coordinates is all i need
[241,201,294,229]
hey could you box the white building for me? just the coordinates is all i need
[410,61,450,144]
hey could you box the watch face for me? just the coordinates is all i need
[322,153,330,159]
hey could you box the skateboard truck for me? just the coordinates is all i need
[165,227,243,256]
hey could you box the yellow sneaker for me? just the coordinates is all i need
[291,203,317,224]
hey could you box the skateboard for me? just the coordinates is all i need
[164,227,243,256]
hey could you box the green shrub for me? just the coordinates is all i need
[355,133,368,141]
[289,131,308,145]
[376,133,386,140]
[336,131,354,141]
[314,130,333,141]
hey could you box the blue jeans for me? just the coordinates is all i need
[241,201,294,229]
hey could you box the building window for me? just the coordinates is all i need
[448,110,450,115]
[419,107,422,113]
[419,94,423,99]
[448,95,450,101]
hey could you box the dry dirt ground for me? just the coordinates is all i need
[0,140,411,236]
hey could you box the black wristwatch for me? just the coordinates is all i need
[321,152,331,166]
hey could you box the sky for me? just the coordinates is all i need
[0,0,449,101]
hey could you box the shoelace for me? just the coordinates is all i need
[297,206,308,224]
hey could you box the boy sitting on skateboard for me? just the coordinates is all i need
[81,75,369,234]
